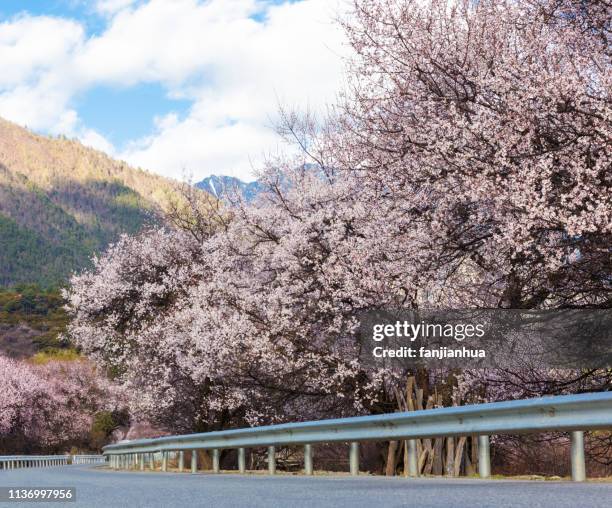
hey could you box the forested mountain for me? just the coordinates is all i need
[0,117,187,288]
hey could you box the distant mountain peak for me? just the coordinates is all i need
[196,174,263,203]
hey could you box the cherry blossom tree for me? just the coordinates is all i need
[336,0,611,310]
[327,0,612,403]
[0,355,122,453]
[65,170,407,432]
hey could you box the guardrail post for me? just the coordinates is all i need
[162,451,168,472]
[267,446,276,475]
[407,439,418,477]
[213,449,220,473]
[478,435,491,478]
[571,431,586,482]
[304,444,313,475]
[149,453,155,471]
[238,448,246,473]
[139,453,145,471]
[191,450,198,474]
[178,451,184,472]
[349,442,359,476]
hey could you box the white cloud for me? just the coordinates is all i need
[0,15,83,132]
[79,127,116,154]
[0,15,83,87]
[95,0,139,16]
[0,0,348,181]
[122,112,281,180]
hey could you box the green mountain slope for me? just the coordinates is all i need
[0,117,188,287]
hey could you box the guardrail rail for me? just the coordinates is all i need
[103,392,612,482]
[0,455,106,470]
[0,456,69,470]
[71,455,107,465]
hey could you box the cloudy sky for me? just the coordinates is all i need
[0,0,347,181]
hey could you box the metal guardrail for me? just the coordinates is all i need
[71,455,107,465]
[0,456,69,470]
[0,455,106,469]
[103,392,612,482]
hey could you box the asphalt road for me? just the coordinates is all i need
[0,465,610,508]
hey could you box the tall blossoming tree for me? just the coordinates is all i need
[335,0,611,310]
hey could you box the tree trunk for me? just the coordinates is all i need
[386,441,398,476]
[432,438,443,475]
[454,436,467,477]
[445,437,455,476]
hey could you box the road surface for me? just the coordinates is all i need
[0,465,610,507]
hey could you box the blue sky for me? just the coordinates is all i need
[75,83,191,148]
[0,0,345,181]
[0,1,87,18]
[0,1,107,33]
